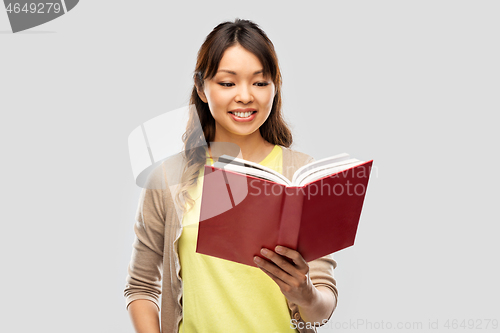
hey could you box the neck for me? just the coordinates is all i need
[211,126,275,164]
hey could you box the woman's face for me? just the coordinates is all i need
[197,44,276,140]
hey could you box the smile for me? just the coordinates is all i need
[231,111,255,118]
[228,111,257,122]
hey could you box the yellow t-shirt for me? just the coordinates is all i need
[178,145,297,333]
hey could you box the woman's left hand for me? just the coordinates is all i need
[253,245,314,307]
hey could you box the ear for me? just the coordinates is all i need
[196,83,208,103]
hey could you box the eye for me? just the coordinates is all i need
[218,82,234,87]
[255,82,269,87]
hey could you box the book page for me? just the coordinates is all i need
[292,153,352,184]
[213,161,291,186]
[217,155,291,185]
[297,160,366,186]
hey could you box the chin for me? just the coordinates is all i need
[228,126,261,137]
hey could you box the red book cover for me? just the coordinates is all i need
[196,160,373,267]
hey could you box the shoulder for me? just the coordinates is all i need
[280,146,315,181]
[280,146,315,166]
[161,151,187,187]
[139,152,187,191]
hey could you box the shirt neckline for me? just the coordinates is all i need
[206,144,280,166]
[258,145,280,166]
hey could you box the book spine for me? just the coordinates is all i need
[277,187,305,250]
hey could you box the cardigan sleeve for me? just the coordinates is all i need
[124,165,167,312]
[309,254,338,315]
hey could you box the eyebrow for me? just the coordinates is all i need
[217,69,264,75]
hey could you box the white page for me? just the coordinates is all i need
[213,161,290,186]
[292,153,352,184]
[298,160,366,186]
[217,155,290,185]
[294,158,361,185]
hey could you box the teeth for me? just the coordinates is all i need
[233,111,253,118]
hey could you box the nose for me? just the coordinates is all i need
[235,84,254,104]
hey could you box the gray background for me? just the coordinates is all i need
[1,1,499,332]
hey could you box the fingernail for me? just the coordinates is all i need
[275,246,283,253]
[261,248,269,255]
[254,256,262,263]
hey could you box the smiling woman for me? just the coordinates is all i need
[124,18,338,333]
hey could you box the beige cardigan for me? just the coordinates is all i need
[124,147,338,333]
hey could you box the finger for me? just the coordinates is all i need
[255,258,302,296]
[254,255,295,286]
[274,246,309,276]
[259,248,300,279]
[254,258,287,289]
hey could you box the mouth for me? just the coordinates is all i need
[228,110,257,122]
[228,110,257,118]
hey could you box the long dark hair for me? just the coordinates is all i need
[176,18,293,212]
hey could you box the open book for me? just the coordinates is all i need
[215,152,366,187]
[196,153,374,267]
